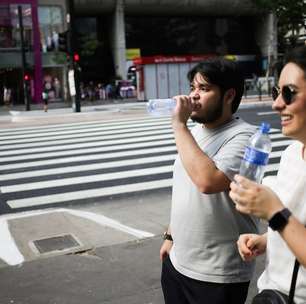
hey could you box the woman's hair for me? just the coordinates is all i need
[285,45,306,78]
[187,57,244,114]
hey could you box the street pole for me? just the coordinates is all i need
[67,0,81,112]
[18,5,30,111]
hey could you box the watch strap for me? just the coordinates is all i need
[163,232,173,241]
[268,208,292,231]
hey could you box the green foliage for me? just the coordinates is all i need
[252,0,306,49]
[79,33,101,57]
[52,52,68,65]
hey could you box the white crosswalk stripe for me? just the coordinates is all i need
[0,116,292,211]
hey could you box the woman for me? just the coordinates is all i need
[229,45,306,304]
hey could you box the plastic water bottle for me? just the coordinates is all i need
[239,122,272,183]
[147,98,176,116]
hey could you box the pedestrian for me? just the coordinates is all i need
[3,86,12,106]
[160,57,259,304]
[42,81,52,112]
[105,83,113,99]
[229,45,306,304]
[53,77,61,99]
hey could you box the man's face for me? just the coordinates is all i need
[272,63,306,143]
[189,72,224,124]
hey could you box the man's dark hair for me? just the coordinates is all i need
[285,45,306,78]
[187,57,244,114]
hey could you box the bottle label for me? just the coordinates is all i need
[243,146,269,165]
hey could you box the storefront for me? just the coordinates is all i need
[0,1,42,105]
[0,1,66,105]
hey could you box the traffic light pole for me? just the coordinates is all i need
[67,0,81,112]
[18,5,30,111]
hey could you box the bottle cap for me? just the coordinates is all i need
[260,122,270,134]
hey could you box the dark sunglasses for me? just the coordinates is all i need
[272,85,297,105]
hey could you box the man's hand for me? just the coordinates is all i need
[172,95,200,128]
[160,240,173,261]
[237,233,267,261]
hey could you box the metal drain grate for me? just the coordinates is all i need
[32,234,80,254]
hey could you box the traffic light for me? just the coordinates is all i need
[73,53,80,62]
[24,73,30,81]
[58,31,69,52]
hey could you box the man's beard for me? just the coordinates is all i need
[191,98,223,124]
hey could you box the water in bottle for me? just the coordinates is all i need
[147,98,176,116]
[239,122,272,183]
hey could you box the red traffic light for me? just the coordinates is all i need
[24,74,30,81]
[73,53,80,62]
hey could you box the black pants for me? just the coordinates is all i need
[161,256,250,304]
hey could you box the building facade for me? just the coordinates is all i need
[0,0,67,105]
[0,0,277,104]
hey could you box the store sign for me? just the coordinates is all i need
[133,54,215,65]
[126,48,141,60]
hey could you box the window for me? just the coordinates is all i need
[38,6,63,53]
[0,4,32,49]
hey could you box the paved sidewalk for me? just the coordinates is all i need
[0,236,265,304]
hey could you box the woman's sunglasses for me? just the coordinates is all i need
[271,85,297,105]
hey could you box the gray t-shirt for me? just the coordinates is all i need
[169,117,259,283]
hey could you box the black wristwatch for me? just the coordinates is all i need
[268,208,292,231]
[163,232,173,241]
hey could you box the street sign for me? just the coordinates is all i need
[68,69,76,96]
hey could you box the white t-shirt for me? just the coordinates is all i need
[170,117,259,283]
[258,141,306,304]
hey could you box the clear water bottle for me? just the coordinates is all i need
[239,122,272,183]
[147,98,176,116]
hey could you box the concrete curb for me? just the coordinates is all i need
[2,98,273,123]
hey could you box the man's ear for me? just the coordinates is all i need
[224,88,236,105]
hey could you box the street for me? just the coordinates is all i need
[0,101,285,303]
[0,103,289,214]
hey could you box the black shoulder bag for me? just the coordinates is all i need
[251,258,300,304]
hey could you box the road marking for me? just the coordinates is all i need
[0,220,24,266]
[272,140,293,147]
[0,154,176,181]
[0,118,172,139]
[1,165,173,192]
[7,179,173,208]
[0,146,177,170]
[0,133,174,156]
[0,139,176,163]
[0,131,173,156]
[0,128,174,150]
[257,111,277,116]
[0,123,173,144]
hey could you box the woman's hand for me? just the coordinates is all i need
[237,233,267,261]
[229,175,284,220]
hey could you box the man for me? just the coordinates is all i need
[160,57,259,304]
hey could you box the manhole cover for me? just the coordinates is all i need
[32,234,80,254]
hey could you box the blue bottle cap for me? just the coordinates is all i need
[260,122,270,134]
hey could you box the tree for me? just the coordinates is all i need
[252,0,306,50]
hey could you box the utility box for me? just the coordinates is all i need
[133,55,215,100]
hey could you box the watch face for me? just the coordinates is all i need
[269,208,291,231]
[163,233,173,241]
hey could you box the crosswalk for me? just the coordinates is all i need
[0,116,292,212]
